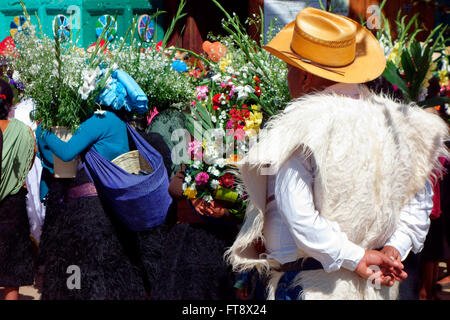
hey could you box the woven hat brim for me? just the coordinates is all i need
[263,18,386,84]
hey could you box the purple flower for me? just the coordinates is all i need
[195,172,210,186]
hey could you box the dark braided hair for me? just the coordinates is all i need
[0,78,13,120]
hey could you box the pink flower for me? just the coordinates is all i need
[233,128,246,141]
[393,84,398,92]
[146,107,159,126]
[195,172,210,186]
[195,85,209,100]
[229,85,237,98]
[188,140,203,159]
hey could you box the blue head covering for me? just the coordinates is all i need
[96,69,148,114]
[172,60,188,73]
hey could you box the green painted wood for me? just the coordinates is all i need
[0,0,165,47]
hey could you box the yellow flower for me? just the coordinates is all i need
[219,54,232,72]
[387,42,401,66]
[250,104,261,111]
[438,69,449,87]
[244,111,263,135]
[183,187,197,199]
[423,63,438,88]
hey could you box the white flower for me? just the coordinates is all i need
[203,195,213,203]
[78,85,92,100]
[192,160,202,169]
[182,183,187,191]
[94,109,107,115]
[211,116,217,123]
[190,183,196,191]
[210,179,220,189]
[214,158,227,168]
[184,175,192,183]
[211,73,221,82]
[235,85,254,100]
[225,66,235,74]
[207,166,220,176]
[12,71,21,82]
[82,69,99,86]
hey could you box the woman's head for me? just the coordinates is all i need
[0,78,13,120]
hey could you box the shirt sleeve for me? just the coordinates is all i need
[384,182,433,261]
[41,116,101,162]
[274,152,365,273]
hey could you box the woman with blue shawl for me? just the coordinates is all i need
[36,70,172,300]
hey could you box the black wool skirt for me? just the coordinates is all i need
[151,222,239,300]
[37,169,149,300]
[0,188,35,287]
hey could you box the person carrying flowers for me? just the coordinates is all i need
[226,7,449,300]
[35,69,172,300]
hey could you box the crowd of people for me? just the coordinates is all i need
[0,7,449,300]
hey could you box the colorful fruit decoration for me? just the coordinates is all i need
[137,14,154,42]
[53,15,71,41]
[10,15,29,38]
[96,15,117,42]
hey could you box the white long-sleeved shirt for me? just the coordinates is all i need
[262,150,433,273]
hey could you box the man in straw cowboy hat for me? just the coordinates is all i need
[226,7,449,299]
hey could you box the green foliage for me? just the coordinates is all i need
[377,5,449,106]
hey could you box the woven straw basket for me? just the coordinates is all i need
[112,150,153,175]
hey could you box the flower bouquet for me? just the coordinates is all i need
[10,1,137,176]
[11,1,124,132]
[175,2,291,219]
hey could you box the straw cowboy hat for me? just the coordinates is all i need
[263,7,386,83]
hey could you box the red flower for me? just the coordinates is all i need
[254,85,261,97]
[254,76,261,83]
[155,41,163,52]
[212,93,229,109]
[189,69,202,79]
[212,93,222,105]
[219,173,235,189]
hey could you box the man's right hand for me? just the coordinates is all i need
[354,250,407,287]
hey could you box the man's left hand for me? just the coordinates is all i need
[380,246,407,282]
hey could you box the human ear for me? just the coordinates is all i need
[302,72,313,92]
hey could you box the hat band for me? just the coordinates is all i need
[281,49,347,76]
[291,25,356,67]
[295,27,355,48]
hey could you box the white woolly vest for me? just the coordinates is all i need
[226,88,449,300]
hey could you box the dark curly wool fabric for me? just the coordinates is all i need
[37,169,149,300]
[151,222,239,300]
[0,188,35,287]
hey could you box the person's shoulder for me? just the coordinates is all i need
[10,117,30,129]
